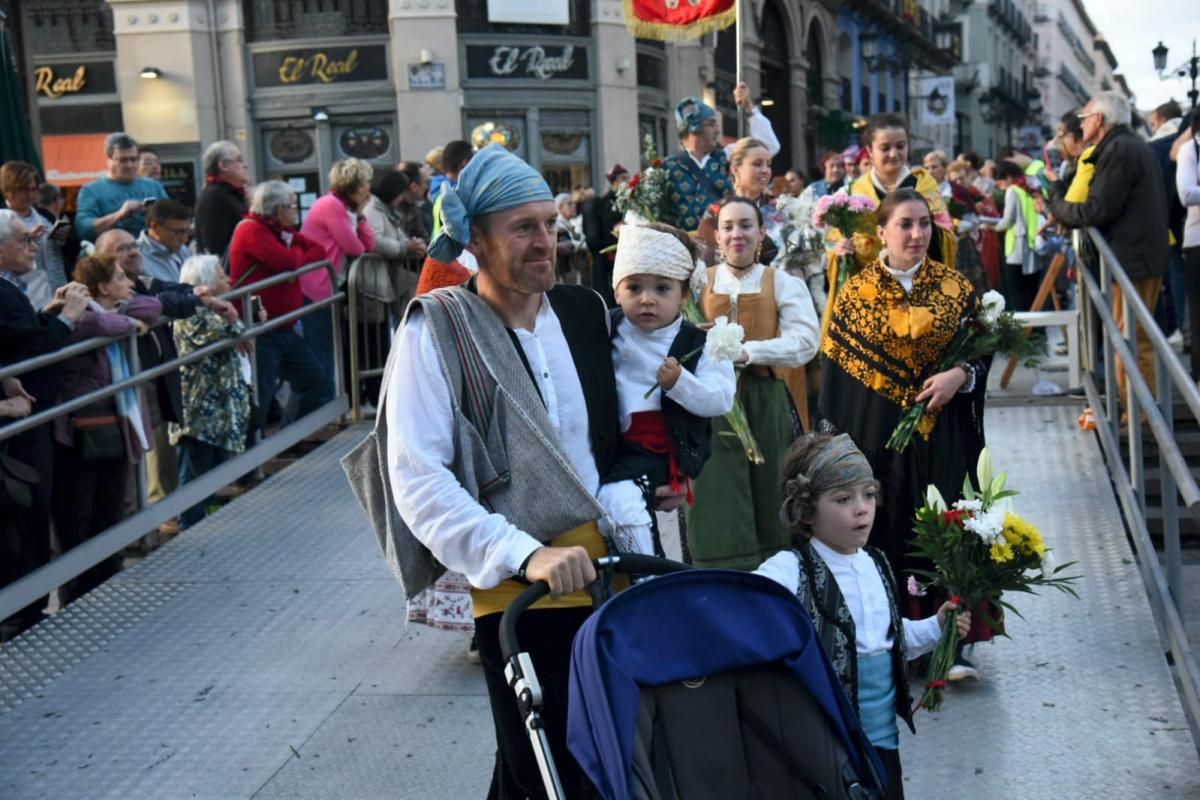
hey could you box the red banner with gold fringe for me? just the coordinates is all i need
[623,0,737,41]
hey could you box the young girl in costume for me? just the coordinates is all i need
[598,223,736,556]
[685,196,821,569]
[756,432,971,800]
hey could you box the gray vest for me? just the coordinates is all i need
[341,286,609,599]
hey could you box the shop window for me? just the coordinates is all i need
[335,125,393,163]
[40,102,123,136]
[455,0,590,37]
[541,131,586,159]
[244,0,388,42]
[636,50,666,91]
[27,0,115,53]
[467,116,527,161]
[267,128,317,166]
[638,114,667,161]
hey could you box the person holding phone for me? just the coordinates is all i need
[75,132,167,242]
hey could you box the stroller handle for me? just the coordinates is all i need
[499,554,692,661]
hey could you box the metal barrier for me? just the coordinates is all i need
[1075,227,1200,726]
[345,255,421,423]
[0,260,348,622]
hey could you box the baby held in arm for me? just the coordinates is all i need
[597,222,735,556]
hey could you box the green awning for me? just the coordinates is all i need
[0,19,42,172]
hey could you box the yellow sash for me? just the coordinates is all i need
[471,521,627,618]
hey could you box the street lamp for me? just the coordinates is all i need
[1152,39,1199,113]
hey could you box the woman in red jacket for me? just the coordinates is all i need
[229,180,330,430]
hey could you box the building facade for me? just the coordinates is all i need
[11,0,1029,205]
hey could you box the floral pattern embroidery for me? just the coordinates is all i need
[169,310,251,453]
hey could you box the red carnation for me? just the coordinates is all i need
[652,159,662,168]
[941,510,968,525]
[629,175,641,190]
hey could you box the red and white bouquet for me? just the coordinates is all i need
[909,449,1079,712]
[614,134,671,224]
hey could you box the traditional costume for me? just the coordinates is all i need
[685,261,820,569]
[820,166,959,336]
[819,256,987,605]
[755,436,944,800]
[381,144,621,798]
[598,225,735,556]
[662,96,781,232]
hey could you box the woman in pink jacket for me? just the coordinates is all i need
[298,158,376,396]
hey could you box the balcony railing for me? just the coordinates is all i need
[244,0,388,42]
[26,0,114,54]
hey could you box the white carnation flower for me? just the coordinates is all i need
[953,498,983,513]
[704,316,746,363]
[981,290,1006,324]
[963,507,1005,542]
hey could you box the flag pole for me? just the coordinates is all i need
[735,0,745,138]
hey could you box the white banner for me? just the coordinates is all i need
[918,76,956,126]
[488,0,570,25]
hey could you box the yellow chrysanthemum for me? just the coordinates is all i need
[990,539,1015,563]
[1002,512,1047,558]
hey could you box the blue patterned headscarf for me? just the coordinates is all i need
[674,96,717,134]
[427,143,554,262]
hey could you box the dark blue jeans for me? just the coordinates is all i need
[301,301,335,400]
[177,437,230,529]
[254,325,331,430]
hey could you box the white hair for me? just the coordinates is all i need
[179,254,223,291]
[554,192,574,211]
[0,209,24,245]
[1090,91,1132,128]
[203,140,241,177]
[249,180,294,217]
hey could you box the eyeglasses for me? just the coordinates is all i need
[1076,112,1100,120]
[162,226,191,236]
[18,235,39,247]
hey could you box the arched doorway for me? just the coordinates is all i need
[805,19,826,174]
[759,0,793,172]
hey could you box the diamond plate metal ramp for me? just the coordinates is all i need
[0,427,492,800]
[900,406,1200,798]
[3,410,1198,799]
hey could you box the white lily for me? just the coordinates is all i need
[925,484,947,513]
[976,448,993,491]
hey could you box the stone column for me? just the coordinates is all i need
[592,0,641,177]
[390,0,461,159]
[107,0,221,146]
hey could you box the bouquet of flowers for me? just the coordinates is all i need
[909,449,1079,712]
[643,315,745,398]
[774,191,825,273]
[613,134,671,224]
[811,190,879,291]
[886,291,1043,453]
[681,296,764,464]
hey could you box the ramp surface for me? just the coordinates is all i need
[1,410,1197,799]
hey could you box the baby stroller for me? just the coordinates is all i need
[500,554,887,800]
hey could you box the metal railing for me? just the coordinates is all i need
[1075,227,1200,729]
[344,255,421,423]
[0,260,348,622]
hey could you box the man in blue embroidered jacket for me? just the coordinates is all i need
[662,83,780,232]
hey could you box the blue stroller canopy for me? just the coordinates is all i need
[567,568,885,799]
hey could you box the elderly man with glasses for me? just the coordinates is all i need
[75,132,168,243]
[1048,91,1170,412]
[195,140,250,259]
[138,200,194,283]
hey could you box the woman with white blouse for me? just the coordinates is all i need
[685,196,820,569]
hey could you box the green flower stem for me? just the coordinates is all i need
[643,345,705,399]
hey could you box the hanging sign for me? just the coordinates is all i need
[464,44,589,81]
[918,76,956,126]
[253,46,388,88]
[623,0,735,41]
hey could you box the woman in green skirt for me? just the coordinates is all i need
[686,197,821,568]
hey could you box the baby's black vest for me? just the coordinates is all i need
[605,310,714,486]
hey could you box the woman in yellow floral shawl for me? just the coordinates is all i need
[819,189,987,618]
[822,113,958,336]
